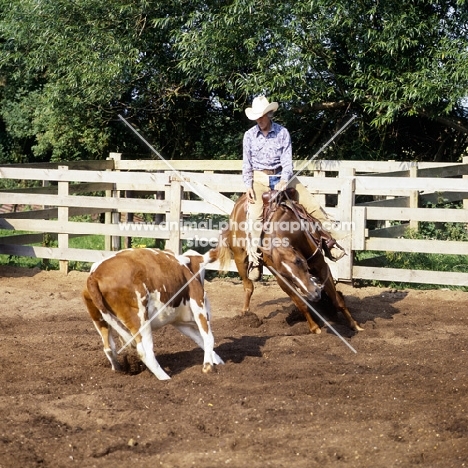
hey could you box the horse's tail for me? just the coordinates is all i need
[216,228,233,273]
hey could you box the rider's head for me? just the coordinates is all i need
[245,96,278,121]
[245,96,278,133]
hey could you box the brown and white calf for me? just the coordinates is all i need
[82,248,223,380]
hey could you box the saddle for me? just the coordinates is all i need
[261,188,298,224]
[261,188,339,260]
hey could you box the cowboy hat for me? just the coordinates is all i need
[245,96,279,120]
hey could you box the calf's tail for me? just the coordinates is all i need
[84,275,107,313]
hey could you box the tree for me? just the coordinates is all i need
[0,0,138,161]
[0,0,467,163]
[0,0,238,162]
[169,0,468,161]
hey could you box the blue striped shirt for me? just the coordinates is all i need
[242,121,293,188]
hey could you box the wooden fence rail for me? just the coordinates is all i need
[1,155,468,287]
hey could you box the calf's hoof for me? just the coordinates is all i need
[153,369,171,381]
[202,363,214,374]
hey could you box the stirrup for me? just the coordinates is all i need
[328,245,346,262]
[323,238,346,262]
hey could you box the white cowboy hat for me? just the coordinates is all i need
[245,96,279,120]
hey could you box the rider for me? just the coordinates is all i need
[242,95,345,281]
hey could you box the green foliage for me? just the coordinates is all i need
[130,237,165,249]
[406,222,468,242]
[0,254,50,270]
[0,0,467,163]
[0,230,103,271]
[0,0,226,161]
[166,0,468,160]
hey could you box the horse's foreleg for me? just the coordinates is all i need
[321,274,363,332]
[241,278,254,315]
[275,276,321,334]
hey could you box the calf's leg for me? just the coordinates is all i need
[93,320,122,371]
[187,298,223,373]
[118,306,171,380]
[173,322,224,367]
[133,319,171,380]
[83,288,121,371]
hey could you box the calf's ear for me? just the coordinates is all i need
[187,257,203,276]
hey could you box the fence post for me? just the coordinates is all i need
[57,165,69,274]
[124,190,133,249]
[352,205,367,253]
[313,164,326,208]
[105,153,122,251]
[335,167,355,282]
[464,155,468,211]
[41,179,51,268]
[165,174,183,254]
[409,165,419,231]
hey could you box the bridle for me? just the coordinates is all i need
[281,190,334,287]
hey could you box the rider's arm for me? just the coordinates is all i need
[242,131,254,189]
[243,129,257,202]
[279,127,293,184]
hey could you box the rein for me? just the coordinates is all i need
[281,191,322,260]
[265,190,334,287]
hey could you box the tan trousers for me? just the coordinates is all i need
[246,172,332,261]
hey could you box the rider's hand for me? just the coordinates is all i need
[246,188,256,203]
[274,180,288,191]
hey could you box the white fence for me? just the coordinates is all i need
[1,154,468,286]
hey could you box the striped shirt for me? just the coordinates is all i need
[242,121,293,188]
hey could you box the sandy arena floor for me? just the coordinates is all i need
[0,265,467,467]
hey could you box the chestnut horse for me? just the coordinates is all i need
[217,190,363,334]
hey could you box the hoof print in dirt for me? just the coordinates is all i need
[231,312,263,328]
[285,307,307,326]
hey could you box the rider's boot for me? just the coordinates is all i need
[325,239,346,262]
[329,245,346,261]
[248,263,262,281]
[247,254,262,281]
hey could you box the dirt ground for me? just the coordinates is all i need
[0,264,467,468]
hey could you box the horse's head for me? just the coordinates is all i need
[261,245,322,302]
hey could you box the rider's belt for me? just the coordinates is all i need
[260,167,282,176]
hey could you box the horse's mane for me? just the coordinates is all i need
[262,189,335,256]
